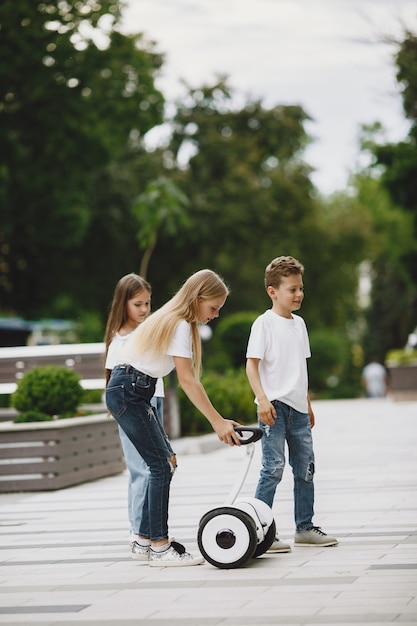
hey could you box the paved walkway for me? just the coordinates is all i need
[0,398,416,626]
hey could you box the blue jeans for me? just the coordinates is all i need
[255,400,315,532]
[106,365,174,542]
[118,396,164,536]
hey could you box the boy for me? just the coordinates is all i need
[246,256,338,551]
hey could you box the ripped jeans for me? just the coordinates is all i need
[255,400,315,532]
[105,365,175,542]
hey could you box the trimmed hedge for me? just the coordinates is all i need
[11,365,83,422]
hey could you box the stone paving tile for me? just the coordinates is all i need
[0,398,416,625]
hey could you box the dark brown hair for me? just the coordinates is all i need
[104,273,151,357]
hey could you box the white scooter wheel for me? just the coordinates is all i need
[197,506,258,569]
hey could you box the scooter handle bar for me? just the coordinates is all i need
[233,426,263,444]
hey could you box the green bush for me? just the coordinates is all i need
[11,365,83,420]
[81,388,105,404]
[308,329,361,399]
[0,394,10,409]
[14,410,52,423]
[386,348,417,366]
[205,312,259,371]
[178,368,256,436]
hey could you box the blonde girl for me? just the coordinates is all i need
[105,269,241,567]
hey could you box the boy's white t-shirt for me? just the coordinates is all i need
[246,309,311,413]
[105,330,165,397]
[112,319,192,381]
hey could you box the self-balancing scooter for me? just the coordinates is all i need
[197,426,275,569]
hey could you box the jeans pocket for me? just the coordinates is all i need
[133,372,152,390]
[105,384,126,418]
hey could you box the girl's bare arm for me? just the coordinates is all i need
[174,356,241,446]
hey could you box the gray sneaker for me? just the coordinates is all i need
[294,527,338,547]
[131,541,150,561]
[149,541,205,567]
[267,536,292,553]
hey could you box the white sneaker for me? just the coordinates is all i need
[267,536,292,553]
[148,541,205,567]
[131,541,150,561]
[129,535,176,561]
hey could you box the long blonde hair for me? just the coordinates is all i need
[124,269,229,379]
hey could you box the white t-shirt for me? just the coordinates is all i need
[246,309,311,413]
[105,331,164,397]
[362,362,387,397]
[120,319,192,380]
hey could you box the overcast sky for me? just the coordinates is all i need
[120,0,417,194]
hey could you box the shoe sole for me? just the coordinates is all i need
[148,557,205,567]
[294,541,338,547]
[131,554,149,561]
[267,547,292,553]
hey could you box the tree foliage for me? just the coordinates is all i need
[1,1,394,389]
[132,177,190,278]
[354,29,417,354]
[0,0,165,317]
[141,80,368,346]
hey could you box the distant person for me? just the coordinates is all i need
[362,357,390,398]
[104,273,165,560]
[246,256,338,551]
[105,269,241,567]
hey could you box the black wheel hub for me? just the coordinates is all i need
[216,529,236,549]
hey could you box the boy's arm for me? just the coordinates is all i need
[246,357,276,425]
[307,394,315,428]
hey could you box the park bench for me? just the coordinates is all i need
[0,343,126,492]
[0,342,106,395]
